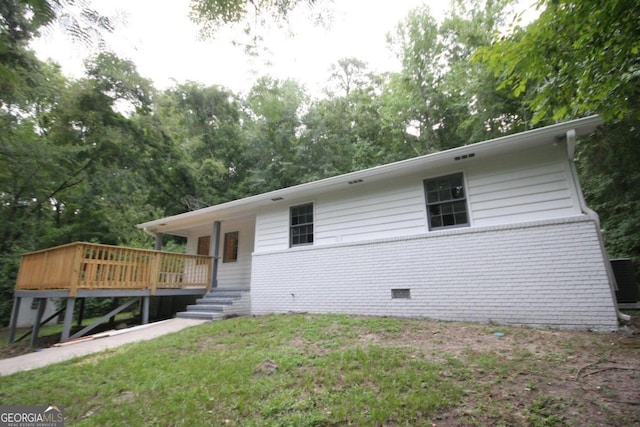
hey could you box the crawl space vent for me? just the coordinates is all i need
[391,288,411,299]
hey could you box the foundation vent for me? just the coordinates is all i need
[391,288,411,299]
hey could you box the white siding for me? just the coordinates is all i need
[467,144,581,226]
[255,205,290,252]
[14,298,58,328]
[217,217,255,287]
[254,177,427,252]
[186,216,255,288]
[315,178,426,245]
[254,144,583,253]
[250,217,618,330]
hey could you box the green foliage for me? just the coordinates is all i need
[478,0,640,123]
[576,120,640,272]
[387,0,530,154]
[526,396,568,427]
[190,0,318,36]
[244,77,308,192]
[156,82,248,207]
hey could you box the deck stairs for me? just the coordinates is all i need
[176,287,250,320]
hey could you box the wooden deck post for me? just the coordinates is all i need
[61,298,76,342]
[149,252,160,296]
[69,243,84,297]
[30,298,46,347]
[8,297,21,344]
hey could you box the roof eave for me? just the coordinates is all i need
[138,115,603,234]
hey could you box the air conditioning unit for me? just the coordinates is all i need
[611,258,639,303]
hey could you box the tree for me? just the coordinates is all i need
[1,0,114,106]
[386,0,525,154]
[189,0,330,55]
[478,0,640,123]
[477,0,640,277]
[575,123,640,273]
[190,0,324,37]
[325,57,369,98]
[437,0,532,139]
[301,59,413,179]
[156,82,249,207]
[243,77,307,192]
[386,6,444,153]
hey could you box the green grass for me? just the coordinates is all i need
[0,313,638,426]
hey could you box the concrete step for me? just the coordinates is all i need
[176,311,225,320]
[204,291,244,299]
[176,288,250,321]
[196,298,235,305]
[186,304,224,312]
[210,287,250,292]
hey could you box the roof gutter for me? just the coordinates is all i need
[566,129,630,325]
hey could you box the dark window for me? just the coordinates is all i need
[290,203,314,247]
[197,236,210,256]
[223,231,239,263]
[424,173,469,230]
[197,236,210,264]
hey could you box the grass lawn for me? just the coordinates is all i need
[0,313,639,426]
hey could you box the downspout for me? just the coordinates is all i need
[566,129,630,324]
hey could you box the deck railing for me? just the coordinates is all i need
[15,242,213,296]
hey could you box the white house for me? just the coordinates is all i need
[138,115,624,330]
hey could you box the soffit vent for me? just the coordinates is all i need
[454,153,475,161]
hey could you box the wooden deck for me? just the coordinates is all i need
[15,242,213,296]
[10,242,214,344]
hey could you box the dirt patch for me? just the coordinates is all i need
[253,358,279,376]
[414,317,640,426]
[346,315,640,426]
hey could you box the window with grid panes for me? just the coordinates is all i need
[423,173,469,230]
[290,203,314,246]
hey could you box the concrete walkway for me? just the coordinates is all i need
[0,318,209,376]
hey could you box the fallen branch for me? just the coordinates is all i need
[581,366,640,378]
[604,399,640,406]
[575,361,600,380]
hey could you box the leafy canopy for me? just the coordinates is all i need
[477,0,640,123]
